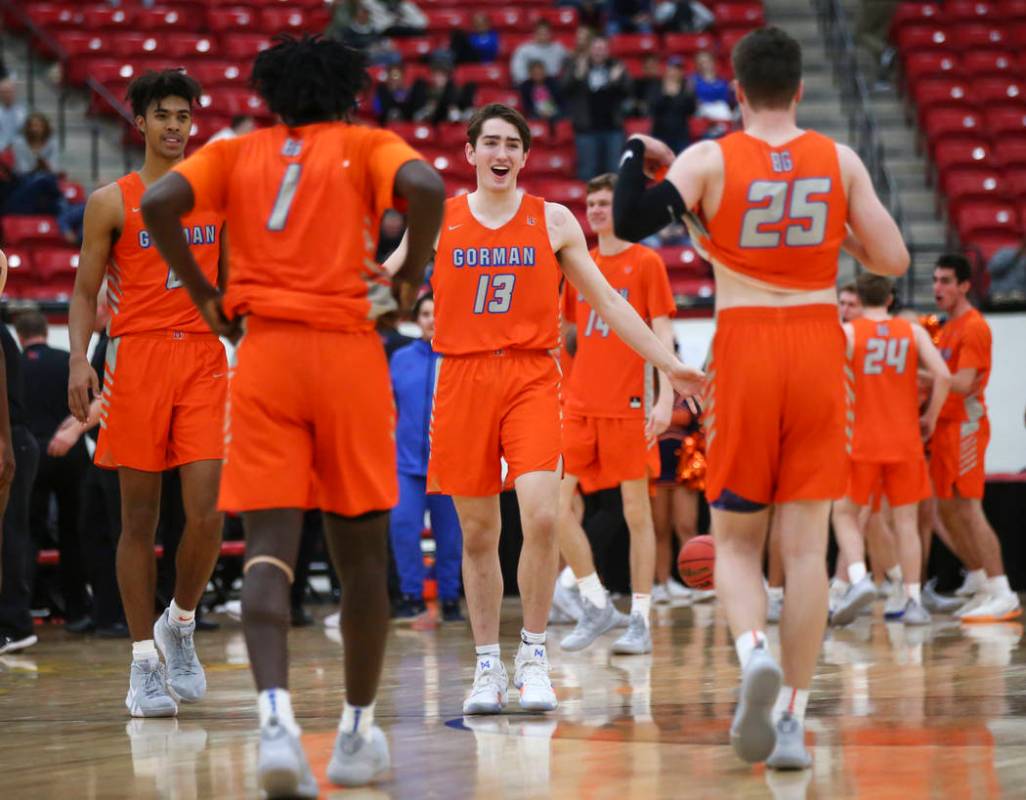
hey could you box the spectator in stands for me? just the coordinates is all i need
[653,0,714,32]
[562,36,632,180]
[520,60,563,122]
[326,0,398,65]
[6,112,62,216]
[649,56,695,154]
[575,0,608,31]
[511,21,570,85]
[374,65,413,124]
[15,311,92,632]
[609,0,654,34]
[408,55,472,124]
[691,50,734,121]
[452,11,499,65]
[630,54,663,117]
[0,302,40,656]
[208,114,256,144]
[0,78,25,153]
[389,294,463,622]
[856,0,898,89]
[364,0,428,36]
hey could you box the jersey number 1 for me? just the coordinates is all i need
[268,164,302,231]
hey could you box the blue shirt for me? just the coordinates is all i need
[390,339,439,476]
[469,30,499,63]
[693,75,732,106]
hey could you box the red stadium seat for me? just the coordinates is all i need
[946,1,995,22]
[932,138,993,174]
[81,5,136,33]
[391,37,437,60]
[419,148,472,179]
[659,246,712,279]
[221,33,274,59]
[59,179,87,205]
[474,87,520,108]
[112,32,216,59]
[201,87,270,118]
[922,108,983,145]
[713,3,764,28]
[387,122,435,146]
[3,249,36,280]
[625,118,652,136]
[974,78,1026,107]
[902,52,959,88]
[25,3,83,31]
[185,61,249,89]
[258,6,322,32]
[186,114,232,148]
[965,232,1025,265]
[454,63,510,86]
[609,33,660,58]
[54,32,109,82]
[663,32,716,55]
[942,168,1007,215]
[424,9,470,31]
[948,24,1007,49]
[994,0,1026,21]
[435,122,468,148]
[490,9,530,32]
[528,8,578,29]
[954,200,1020,240]
[2,215,65,248]
[531,179,586,205]
[890,1,947,36]
[1004,167,1026,199]
[718,28,754,55]
[912,78,971,124]
[207,6,258,32]
[994,138,1026,168]
[525,147,574,177]
[895,25,951,54]
[32,248,80,282]
[134,6,196,31]
[961,50,1017,79]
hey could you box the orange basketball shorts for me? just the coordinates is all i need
[564,414,650,493]
[929,416,989,500]
[704,304,849,509]
[96,330,227,472]
[219,318,397,516]
[428,349,562,497]
[848,457,932,508]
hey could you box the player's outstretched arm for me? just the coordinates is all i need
[913,323,951,439]
[839,145,909,277]
[141,173,236,339]
[612,136,685,243]
[551,202,704,399]
[392,160,445,289]
[647,315,676,442]
[68,185,117,423]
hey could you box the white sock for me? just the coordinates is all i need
[577,573,607,608]
[258,688,300,736]
[339,701,375,741]
[886,565,903,584]
[847,561,867,585]
[767,586,784,602]
[734,630,767,669]
[987,575,1012,597]
[967,568,986,589]
[132,640,158,662]
[832,578,850,593]
[773,685,810,724]
[475,643,500,671]
[168,598,195,627]
[559,566,577,588]
[631,593,651,626]
[521,628,546,646]
[905,582,922,604]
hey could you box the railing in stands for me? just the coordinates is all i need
[814,0,914,307]
[0,0,136,184]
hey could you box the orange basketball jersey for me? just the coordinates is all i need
[850,316,922,462]
[936,308,990,423]
[108,172,223,337]
[432,193,562,355]
[173,122,421,330]
[563,243,675,418]
[699,130,848,290]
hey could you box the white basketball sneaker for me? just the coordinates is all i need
[514,642,557,712]
[463,657,509,715]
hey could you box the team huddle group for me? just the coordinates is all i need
[19,25,1010,797]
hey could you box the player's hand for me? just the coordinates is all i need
[48,418,82,457]
[645,398,673,446]
[668,361,704,414]
[627,134,675,176]
[199,295,242,344]
[0,435,15,494]
[68,355,99,424]
[920,414,937,442]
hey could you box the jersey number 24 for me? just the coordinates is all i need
[863,337,909,374]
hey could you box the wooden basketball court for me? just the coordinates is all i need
[2,597,1023,798]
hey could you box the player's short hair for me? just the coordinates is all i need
[838,282,857,296]
[855,273,892,307]
[412,292,434,318]
[466,104,532,152]
[14,309,47,340]
[732,27,802,110]
[251,34,369,125]
[935,253,972,284]
[586,173,617,195]
[126,69,202,119]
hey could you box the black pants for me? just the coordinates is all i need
[79,461,123,627]
[29,442,91,620]
[0,426,41,638]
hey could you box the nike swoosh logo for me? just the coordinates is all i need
[132,207,141,212]
[448,224,462,231]
[213,373,225,378]
[619,151,634,166]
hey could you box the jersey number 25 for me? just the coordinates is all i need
[740,178,830,248]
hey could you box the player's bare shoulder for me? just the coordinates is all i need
[84,180,127,234]
[543,200,580,252]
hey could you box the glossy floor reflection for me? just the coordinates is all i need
[2,597,1025,798]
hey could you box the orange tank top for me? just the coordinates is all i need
[850,317,923,462]
[701,131,848,290]
[432,193,562,355]
[107,172,223,337]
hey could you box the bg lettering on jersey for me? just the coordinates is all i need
[139,225,218,249]
[452,247,536,268]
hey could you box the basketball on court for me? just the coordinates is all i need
[678,535,715,589]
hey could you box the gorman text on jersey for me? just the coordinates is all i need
[138,225,218,249]
[452,247,536,268]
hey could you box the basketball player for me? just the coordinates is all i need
[830,273,951,626]
[67,70,226,718]
[385,104,702,716]
[556,173,677,656]
[837,281,861,323]
[929,255,1020,622]
[612,27,909,768]
[141,36,445,794]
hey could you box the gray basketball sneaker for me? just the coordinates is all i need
[611,613,652,655]
[550,580,584,624]
[901,598,932,626]
[258,718,318,799]
[560,597,620,651]
[328,725,391,787]
[153,608,206,703]
[766,712,812,770]
[922,578,964,614]
[730,643,782,763]
[463,658,509,715]
[829,577,877,627]
[125,657,178,718]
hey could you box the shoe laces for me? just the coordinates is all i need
[142,662,170,700]
[472,665,507,695]
[516,656,551,692]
